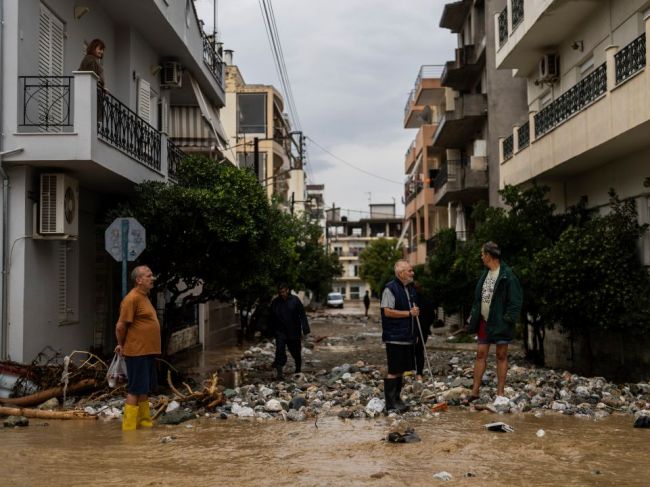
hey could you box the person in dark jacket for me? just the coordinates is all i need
[413,282,434,381]
[467,242,523,402]
[363,290,371,317]
[380,260,419,412]
[269,284,310,379]
[79,38,106,88]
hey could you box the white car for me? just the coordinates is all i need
[326,292,344,308]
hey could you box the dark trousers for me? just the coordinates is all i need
[414,335,429,376]
[274,336,302,372]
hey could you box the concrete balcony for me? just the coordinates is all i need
[403,65,445,128]
[498,27,650,188]
[440,0,473,33]
[441,43,486,92]
[7,72,182,193]
[432,93,487,148]
[433,159,488,207]
[102,0,225,106]
[495,0,600,73]
[404,125,438,174]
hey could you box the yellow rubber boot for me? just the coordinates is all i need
[122,403,138,431]
[138,401,153,427]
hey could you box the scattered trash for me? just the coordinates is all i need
[484,422,514,433]
[386,419,421,443]
[433,471,453,481]
[3,415,29,427]
[431,402,448,412]
[160,435,176,443]
[536,429,546,437]
[365,397,384,416]
[464,472,476,478]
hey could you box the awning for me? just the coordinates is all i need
[169,105,216,148]
[188,74,229,148]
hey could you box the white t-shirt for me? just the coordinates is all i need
[481,267,500,320]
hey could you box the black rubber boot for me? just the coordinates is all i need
[276,366,284,380]
[384,378,398,411]
[394,376,409,413]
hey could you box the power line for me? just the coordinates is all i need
[306,136,404,185]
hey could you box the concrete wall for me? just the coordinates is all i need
[541,325,650,382]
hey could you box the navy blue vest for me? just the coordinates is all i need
[381,279,416,343]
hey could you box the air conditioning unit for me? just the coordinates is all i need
[161,61,183,89]
[539,53,560,82]
[39,174,79,237]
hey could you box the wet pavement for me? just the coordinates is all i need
[1,301,650,486]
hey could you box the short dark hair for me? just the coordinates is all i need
[86,39,105,55]
[482,241,501,258]
[277,283,290,291]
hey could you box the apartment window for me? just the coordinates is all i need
[237,93,267,134]
[352,265,359,277]
[350,286,360,300]
[351,228,362,237]
[333,246,342,256]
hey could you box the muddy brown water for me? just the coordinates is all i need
[1,304,649,486]
[1,411,648,486]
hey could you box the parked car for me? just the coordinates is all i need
[326,292,344,308]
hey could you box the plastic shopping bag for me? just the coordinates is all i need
[106,353,128,388]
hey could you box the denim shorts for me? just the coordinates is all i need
[477,318,512,345]
[124,355,158,395]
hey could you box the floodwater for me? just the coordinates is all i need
[2,303,649,486]
[1,407,648,486]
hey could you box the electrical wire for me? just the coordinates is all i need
[306,136,404,185]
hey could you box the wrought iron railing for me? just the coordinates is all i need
[18,76,73,131]
[404,179,423,205]
[433,161,449,190]
[167,139,187,180]
[498,7,508,47]
[518,120,530,151]
[512,0,524,30]
[503,134,514,160]
[615,33,646,85]
[202,33,224,87]
[534,63,607,138]
[97,87,161,172]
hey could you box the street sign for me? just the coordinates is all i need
[105,217,146,262]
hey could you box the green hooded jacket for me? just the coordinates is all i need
[468,262,523,342]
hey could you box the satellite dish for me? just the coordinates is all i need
[419,105,433,124]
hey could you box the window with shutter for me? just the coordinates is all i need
[38,3,65,132]
[137,78,151,122]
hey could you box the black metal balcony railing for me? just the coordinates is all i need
[518,120,530,151]
[503,134,514,160]
[167,139,187,180]
[404,179,424,205]
[97,88,161,172]
[534,63,607,138]
[433,162,449,190]
[18,76,73,131]
[498,7,508,47]
[512,0,524,30]
[615,33,646,85]
[202,34,224,87]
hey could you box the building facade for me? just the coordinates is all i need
[326,204,404,300]
[402,65,449,266]
[0,0,229,361]
[222,61,305,210]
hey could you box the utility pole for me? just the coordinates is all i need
[253,137,260,182]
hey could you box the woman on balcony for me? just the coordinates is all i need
[79,38,106,89]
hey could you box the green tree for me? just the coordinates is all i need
[533,191,650,372]
[359,238,403,295]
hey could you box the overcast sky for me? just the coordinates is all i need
[195,0,456,218]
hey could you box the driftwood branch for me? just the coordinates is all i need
[0,405,97,420]
[0,379,98,407]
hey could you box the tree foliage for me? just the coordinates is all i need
[109,156,340,313]
[358,238,403,295]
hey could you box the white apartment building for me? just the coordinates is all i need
[0,0,228,361]
[326,204,404,300]
[496,0,650,250]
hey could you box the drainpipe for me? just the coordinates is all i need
[0,0,7,360]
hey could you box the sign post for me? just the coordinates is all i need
[105,217,146,298]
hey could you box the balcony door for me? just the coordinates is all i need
[38,3,65,132]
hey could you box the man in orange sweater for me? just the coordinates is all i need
[115,265,161,431]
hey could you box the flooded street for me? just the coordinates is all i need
[2,303,649,486]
